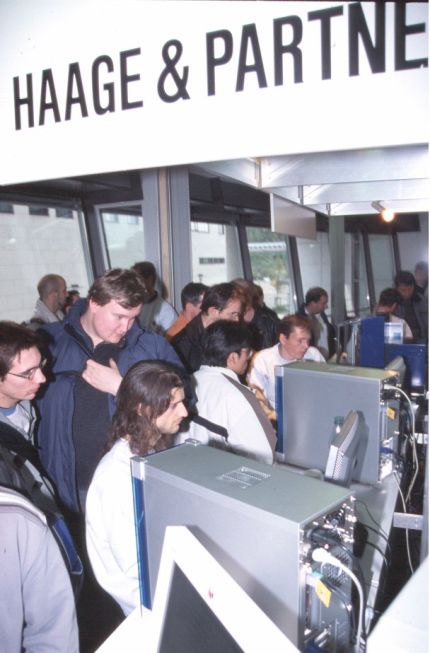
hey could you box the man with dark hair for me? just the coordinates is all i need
[248,315,325,418]
[171,282,243,372]
[132,261,177,335]
[176,320,275,464]
[0,321,57,512]
[375,287,413,340]
[297,286,336,359]
[37,268,182,513]
[0,322,81,642]
[232,278,280,351]
[31,273,67,325]
[166,281,208,340]
[86,360,187,615]
[393,270,427,342]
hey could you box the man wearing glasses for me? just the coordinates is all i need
[0,321,46,445]
[0,321,79,651]
[0,321,58,512]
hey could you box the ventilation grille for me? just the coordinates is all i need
[217,466,271,489]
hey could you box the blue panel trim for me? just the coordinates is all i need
[275,373,283,454]
[131,470,151,609]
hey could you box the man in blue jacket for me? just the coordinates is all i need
[37,268,182,513]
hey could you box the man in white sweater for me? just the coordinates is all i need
[177,320,276,465]
[248,314,325,419]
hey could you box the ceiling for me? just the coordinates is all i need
[194,144,430,218]
[1,144,428,227]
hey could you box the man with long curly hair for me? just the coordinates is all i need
[85,360,187,616]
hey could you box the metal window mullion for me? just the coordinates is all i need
[362,231,376,311]
[288,236,302,311]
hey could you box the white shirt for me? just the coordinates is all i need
[176,366,275,465]
[86,438,140,616]
[138,295,177,335]
[248,344,325,410]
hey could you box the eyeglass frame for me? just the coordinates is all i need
[7,358,47,380]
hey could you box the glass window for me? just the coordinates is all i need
[0,204,91,322]
[191,221,242,285]
[56,208,74,219]
[101,210,145,269]
[246,227,294,317]
[297,232,331,302]
[191,222,209,233]
[369,234,395,301]
[0,202,13,213]
[29,206,49,216]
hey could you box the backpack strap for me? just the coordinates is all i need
[190,414,229,440]
[221,373,277,452]
[0,421,48,478]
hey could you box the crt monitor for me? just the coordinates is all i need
[324,410,361,488]
[149,525,297,653]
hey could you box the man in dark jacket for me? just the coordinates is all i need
[37,268,182,513]
[297,287,336,359]
[394,270,427,342]
[171,282,243,373]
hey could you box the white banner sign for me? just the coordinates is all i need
[0,1,428,184]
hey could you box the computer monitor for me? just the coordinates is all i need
[324,410,361,487]
[385,343,427,394]
[149,525,298,653]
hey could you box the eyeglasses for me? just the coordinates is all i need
[7,358,47,380]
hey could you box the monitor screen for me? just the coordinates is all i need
[324,410,361,488]
[158,563,242,653]
[149,526,298,653]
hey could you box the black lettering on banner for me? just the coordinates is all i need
[308,5,344,80]
[349,2,385,76]
[39,69,61,126]
[93,55,115,114]
[235,23,268,91]
[158,39,190,103]
[65,63,88,120]
[206,30,233,96]
[395,2,428,71]
[13,73,34,130]
[120,48,143,110]
[274,16,304,85]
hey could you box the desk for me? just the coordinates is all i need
[366,557,428,652]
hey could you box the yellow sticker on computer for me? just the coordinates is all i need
[315,579,331,608]
[387,407,396,420]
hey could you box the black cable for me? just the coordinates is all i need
[362,539,389,574]
[359,522,392,562]
[354,499,390,541]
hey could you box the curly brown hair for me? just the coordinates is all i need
[107,360,184,457]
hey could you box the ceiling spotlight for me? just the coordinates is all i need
[371,201,396,223]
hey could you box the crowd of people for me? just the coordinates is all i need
[0,259,427,650]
